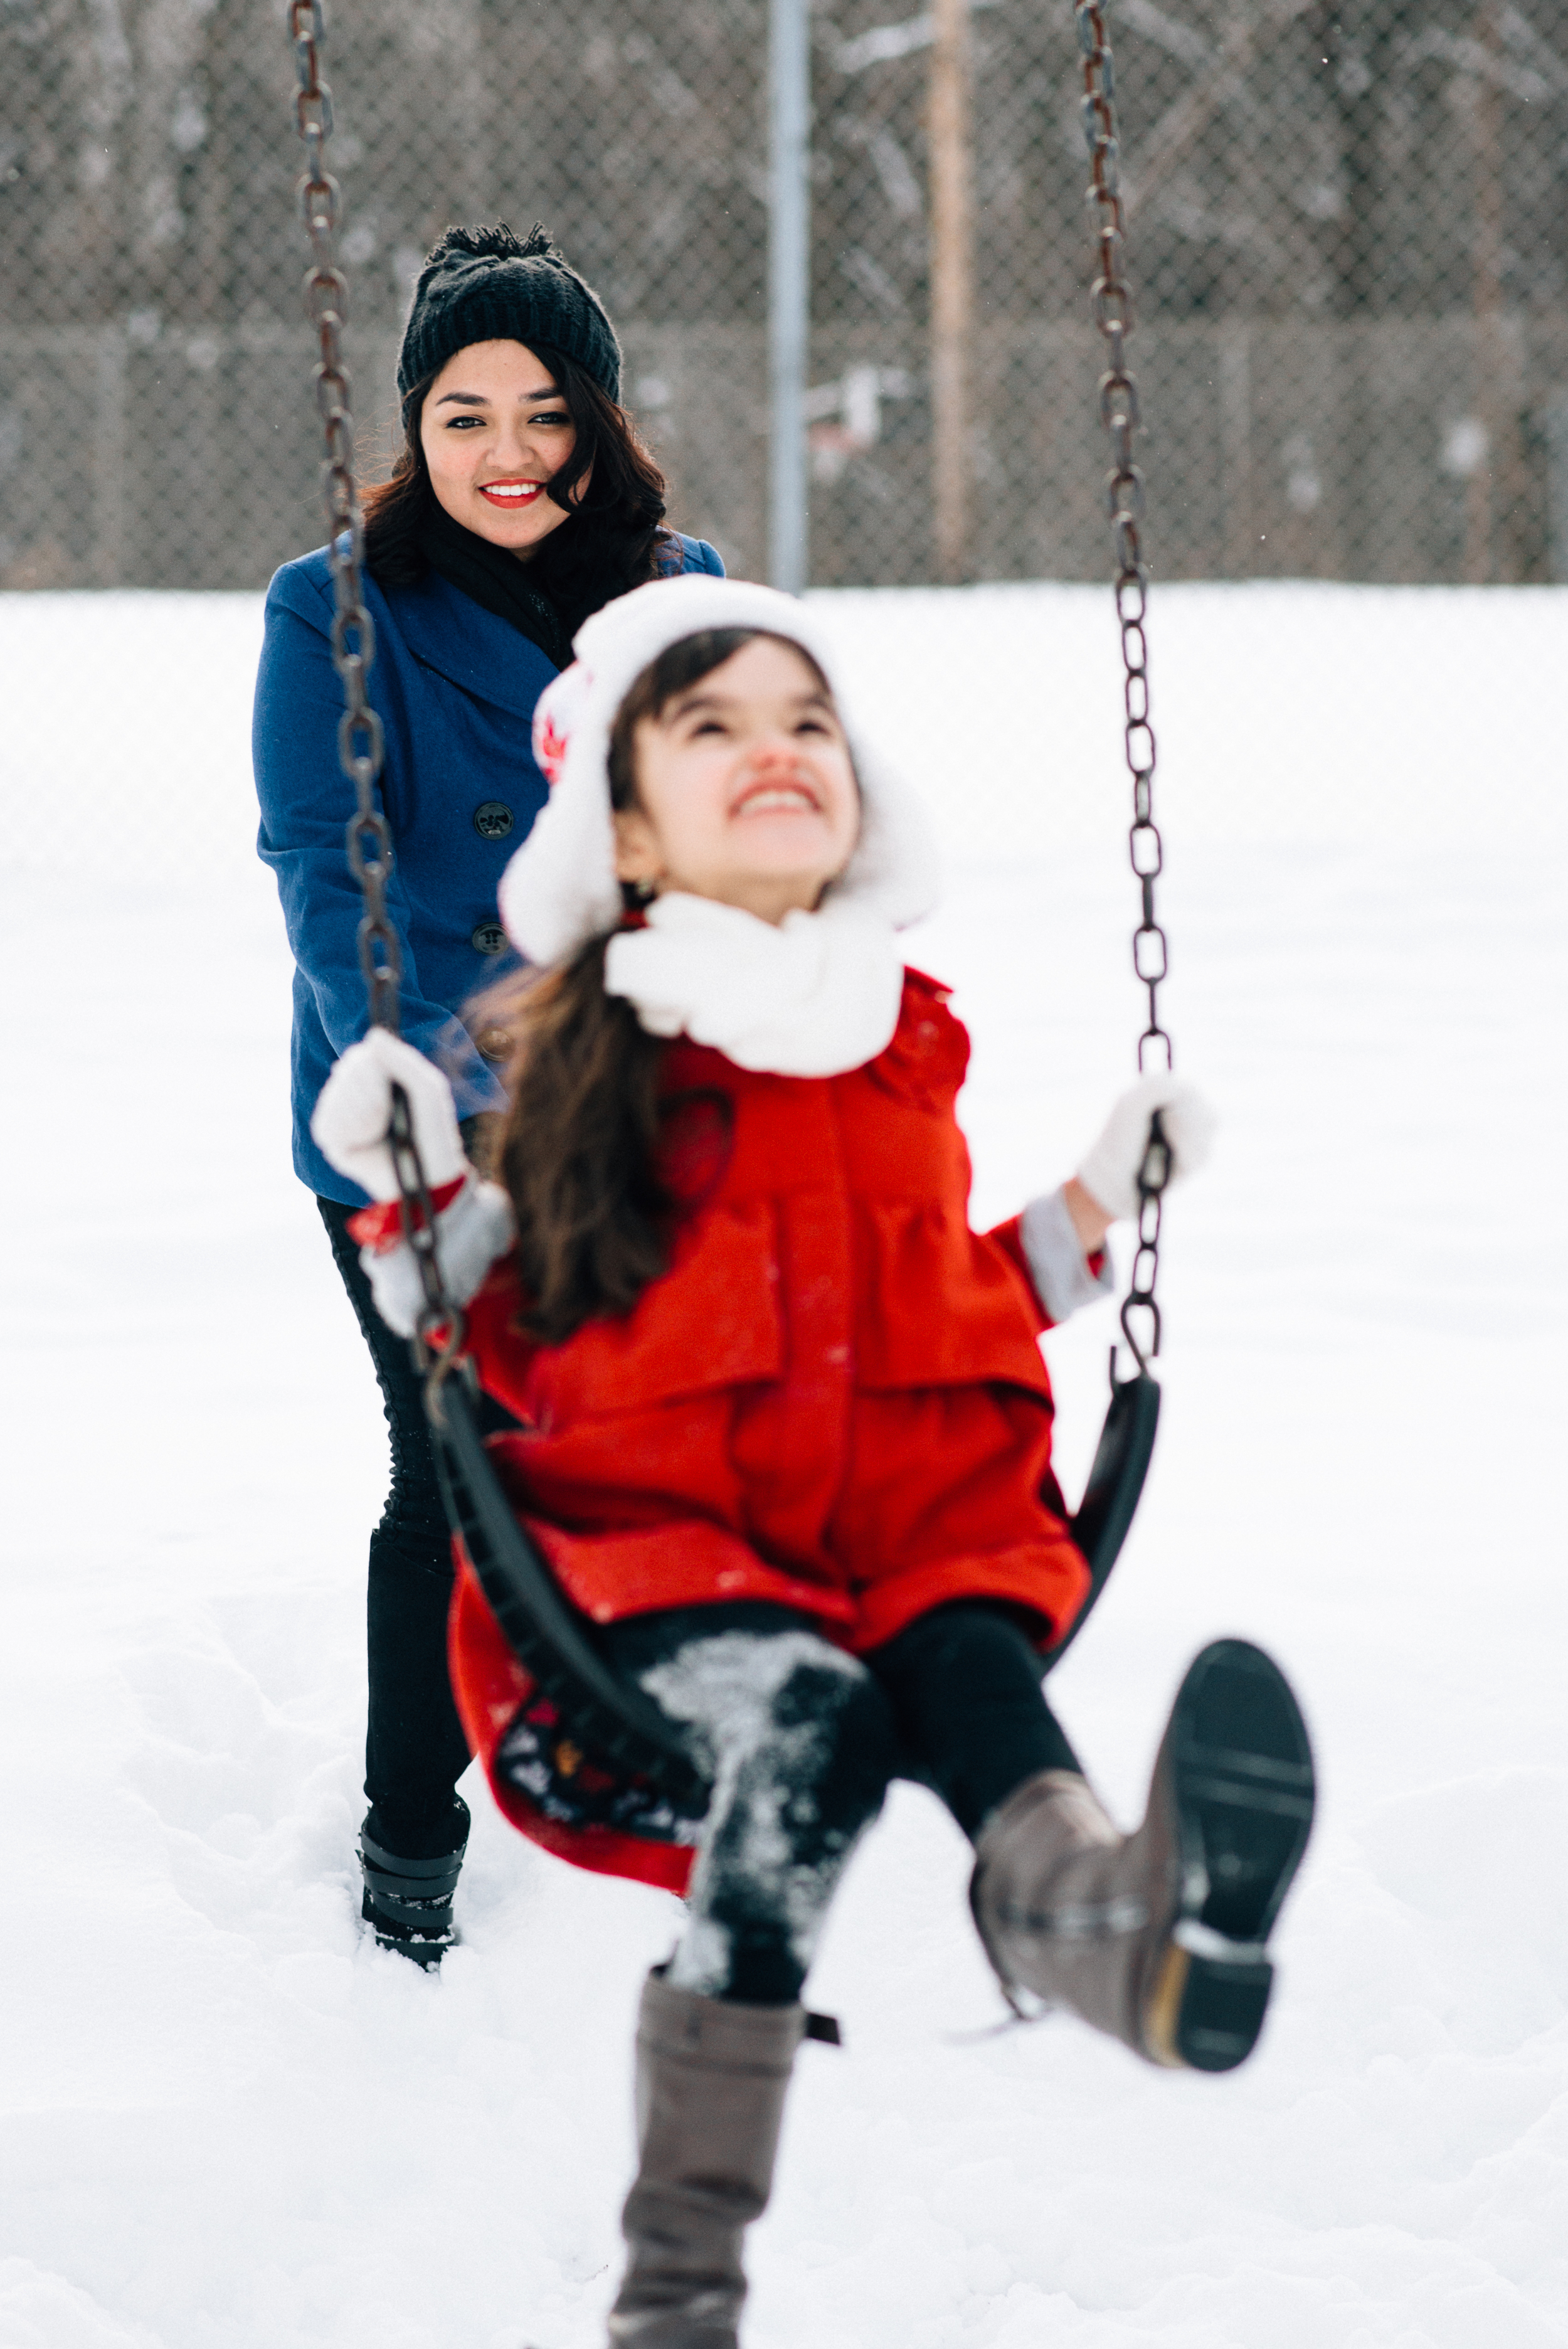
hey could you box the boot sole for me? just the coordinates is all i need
[1142,1639,1315,2073]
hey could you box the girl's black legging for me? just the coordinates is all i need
[601,1599,1082,2007]
[319,1195,472,1848]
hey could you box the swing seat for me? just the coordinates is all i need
[432,1370,709,1816]
[1045,1364,1160,1672]
[435,1359,1160,1885]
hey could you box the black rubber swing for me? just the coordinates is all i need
[287,0,1168,1819]
[430,1352,1160,1817]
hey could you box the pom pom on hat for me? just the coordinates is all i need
[497,575,941,967]
[397,219,622,406]
[422,223,554,265]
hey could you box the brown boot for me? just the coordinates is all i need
[607,1972,806,2348]
[970,1638,1314,2072]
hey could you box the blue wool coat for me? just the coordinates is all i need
[253,534,724,1203]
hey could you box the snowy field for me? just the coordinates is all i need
[2,582,1565,2348]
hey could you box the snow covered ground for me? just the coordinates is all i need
[2,583,1565,2348]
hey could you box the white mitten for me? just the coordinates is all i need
[310,1027,469,1202]
[363,1179,517,1338]
[1075,1069,1218,1223]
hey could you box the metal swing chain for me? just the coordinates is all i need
[1076,0,1172,1375]
[286,0,466,1396]
[287,0,396,1031]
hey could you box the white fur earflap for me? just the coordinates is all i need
[497,575,941,965]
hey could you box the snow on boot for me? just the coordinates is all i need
[970,1638,1315,2071]
[359,1795,470,1968]
[608,1971,806,2348]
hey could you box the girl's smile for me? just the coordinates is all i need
[731,779,823,817]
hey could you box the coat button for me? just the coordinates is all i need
[471,920,507,955]
[474,800,514,840]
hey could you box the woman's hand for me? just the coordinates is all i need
[1075,1071,1219,1226]
[310,1027,469,1202]
[359,1179,517,1338]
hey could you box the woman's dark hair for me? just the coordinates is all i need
[363,343,673,634]
[472,628,831,1345]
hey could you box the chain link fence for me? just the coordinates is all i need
[4,0,1567,593]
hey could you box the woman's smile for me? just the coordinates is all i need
[478,477,547,507]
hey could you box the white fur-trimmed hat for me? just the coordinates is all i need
[496,575,941,965]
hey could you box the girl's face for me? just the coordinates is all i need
[614,638,861,926]
[419,339,581,554]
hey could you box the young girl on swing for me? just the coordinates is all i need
[312,574,1315,2349]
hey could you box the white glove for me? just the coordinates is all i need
[1075,1070,1218,1222]
[364,1179,517,1337]
[310,1027,469,1202]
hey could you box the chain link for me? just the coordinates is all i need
[386,1087,473,1401]
[1076,0,1172,1373]
[287,0,400,1036]
[288,0,466,1399]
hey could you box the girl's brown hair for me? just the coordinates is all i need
[472,627,830,1345]
[363,344,673,637]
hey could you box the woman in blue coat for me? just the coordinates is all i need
[253,223,723,1963]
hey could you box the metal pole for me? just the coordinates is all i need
[1465,0,1502,583]
[768,0,810,594]
[928,0,973,583]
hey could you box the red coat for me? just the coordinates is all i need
[446,970,1090,1887]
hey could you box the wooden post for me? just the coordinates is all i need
[928,0,973,585]
[1219,321,1253,576]
[1466,0,1528,582]
[93,324,127,588]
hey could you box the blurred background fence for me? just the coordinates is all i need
[4,0,1568,593]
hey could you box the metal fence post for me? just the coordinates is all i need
[768,0,810,595]
[1544,396,1568,585]
[928,0,973,584]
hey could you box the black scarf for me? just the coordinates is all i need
[416,497,573,671]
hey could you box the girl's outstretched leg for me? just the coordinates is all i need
[969,1638,1315,2070]
[600,1605,901,2346]
[866,1601,1083,1837]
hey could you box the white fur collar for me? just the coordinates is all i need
[603,891,904,1077]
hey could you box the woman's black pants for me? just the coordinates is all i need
[319,1196,472,1845]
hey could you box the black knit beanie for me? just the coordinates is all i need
[397,222,622,410]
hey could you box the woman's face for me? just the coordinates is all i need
[613,637,861,927]
[419,339,580,555]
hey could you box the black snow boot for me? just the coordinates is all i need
[970,1638,1315,2071]
[608,1971,806,2346]
[359,1794,470,1968]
